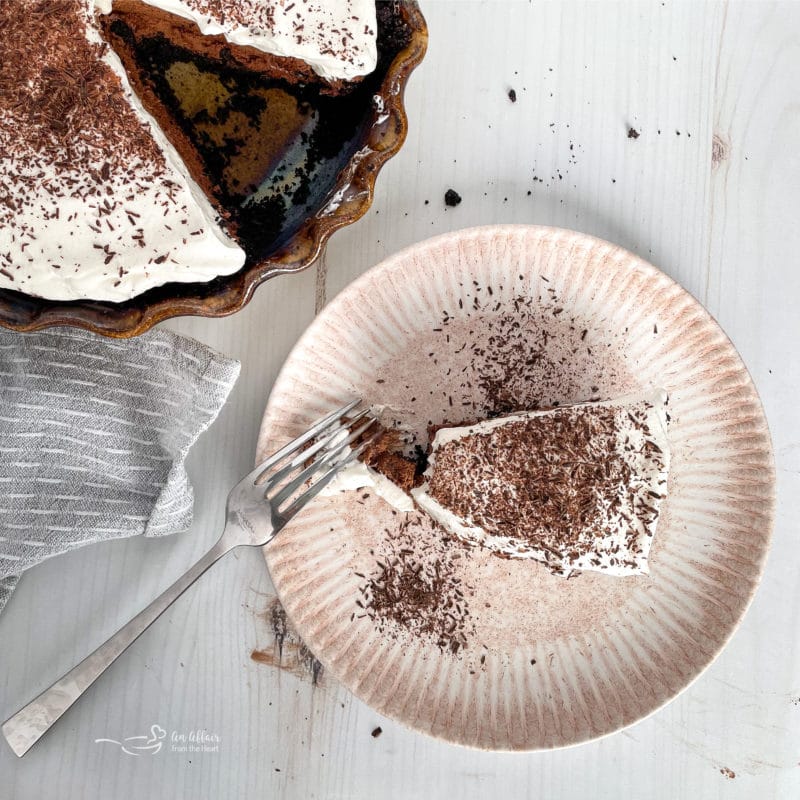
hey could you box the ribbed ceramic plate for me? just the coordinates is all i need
[257,225,775,750]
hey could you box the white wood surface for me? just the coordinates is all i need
[2,1,799,797]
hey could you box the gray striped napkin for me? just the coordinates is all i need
[0,326,240,614]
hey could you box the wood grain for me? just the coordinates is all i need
[1,2,798,798]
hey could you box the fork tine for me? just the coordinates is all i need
[266,408,371,488]
[271,416,377,508]
[279,430,383,523]
[245,399,361,485]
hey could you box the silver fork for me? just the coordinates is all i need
[2,400,376,758]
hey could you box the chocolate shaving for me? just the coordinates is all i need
[358,518,475,654]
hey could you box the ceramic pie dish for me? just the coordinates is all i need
[256,224,775,750]
[0,1,426,338]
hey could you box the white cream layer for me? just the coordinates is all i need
[322,460,415,513]
[411,391,671,577]
[99,0,378,81]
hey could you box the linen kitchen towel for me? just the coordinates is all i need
[0,326,240,613]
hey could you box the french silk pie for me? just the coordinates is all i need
[326,392,671,577]
[0,0,378,301]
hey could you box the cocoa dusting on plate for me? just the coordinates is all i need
[356,517,475,654]
[340,282,638,649]
[437,290,614,416]
[365,285,631,466]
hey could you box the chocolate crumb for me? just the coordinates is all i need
[507,88,517,103]
[444,188,462,207]
[627,127,640,139]
[371,727,383,738]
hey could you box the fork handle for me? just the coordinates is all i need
[2,538,233,757]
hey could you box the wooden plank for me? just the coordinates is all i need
[0,2,797,798]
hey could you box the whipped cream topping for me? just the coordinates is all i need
[0,0,245,302]
[103,0,378,81]
[322,460,415,513]
[411,392,671,576]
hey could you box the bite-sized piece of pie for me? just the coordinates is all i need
[412,392,671,576]
[322,423,420,512]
